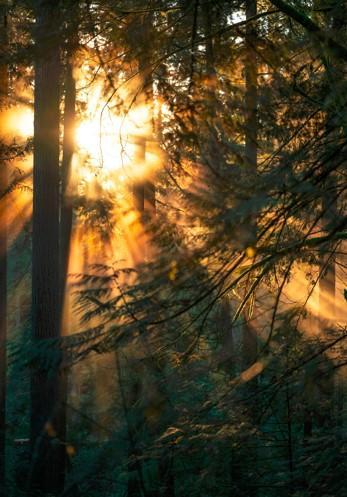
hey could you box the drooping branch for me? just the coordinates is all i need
[270,0,347,61]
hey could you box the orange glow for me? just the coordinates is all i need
[280,262,346,338]
[0,184,32,250]
[75,82,160,184]
[1,106,34,140]
[0,108,33,249]
[12,107,34,137]
[0,81,164,339]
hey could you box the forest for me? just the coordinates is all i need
[0,0,346,496]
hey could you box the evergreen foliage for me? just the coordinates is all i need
[0,0,345,496]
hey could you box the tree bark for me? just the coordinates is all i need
[239,1,258,495]
[242,0,258,394]
[30,1,65,494]
[242,0,258,384]
[302,6,344,495]
[318,2,345,327]
[128,11,159,496]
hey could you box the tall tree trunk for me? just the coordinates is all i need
[318,1,345,327]
[301,5,345,495]
[128,12,159,495]
[243,0,258,396]
[237,1,258,495]
[317,0,345,449]
[30,1,65,494]
[0,4,8,495]
[303,1,345,440]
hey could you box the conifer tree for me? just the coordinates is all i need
[30,0,65,493]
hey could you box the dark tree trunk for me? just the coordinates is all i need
[301,8,344,496]
[30,1,65,494]
[243,0,258,394]
[0,6,8,496]
[128,14,159,496]
[318,2,345,328]
[235,1,259,495]
[303,1,346,443]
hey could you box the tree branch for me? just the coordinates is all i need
[270,0,347,61]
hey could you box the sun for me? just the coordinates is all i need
[75,97,161,183]
[15,108,34,137]
[76,115,129,172]
[1,106,34,140]
[2,83,163,189]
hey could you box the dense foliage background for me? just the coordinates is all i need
[0,1,346,496]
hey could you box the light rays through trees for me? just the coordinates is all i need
[0,1,346,496]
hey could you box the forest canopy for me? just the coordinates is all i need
[0,0,346,496]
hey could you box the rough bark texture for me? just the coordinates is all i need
[30,1,65,494]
